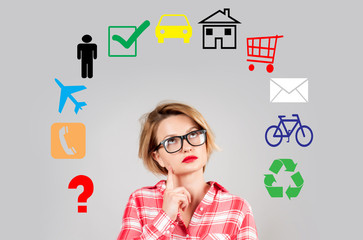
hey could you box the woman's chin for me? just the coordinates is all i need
[175,164,204,175]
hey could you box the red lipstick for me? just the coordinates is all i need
[182,155,198,163]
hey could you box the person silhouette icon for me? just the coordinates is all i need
[77,35,97,78]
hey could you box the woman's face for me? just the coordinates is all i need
[152,114,208,176]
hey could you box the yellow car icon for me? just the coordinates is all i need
[155,14,192,43]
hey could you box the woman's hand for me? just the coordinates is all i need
[162,167,191,221]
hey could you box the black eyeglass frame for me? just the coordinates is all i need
[154,129,207,153]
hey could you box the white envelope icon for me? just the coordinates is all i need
[270,78,308,103]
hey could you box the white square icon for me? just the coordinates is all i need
[270,78,308,103]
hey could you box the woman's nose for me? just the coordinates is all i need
[182,138,193,152]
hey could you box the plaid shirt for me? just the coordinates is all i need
[117,180,258,240]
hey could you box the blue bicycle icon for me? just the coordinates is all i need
[265,114,313,147]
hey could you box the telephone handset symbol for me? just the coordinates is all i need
[59,126,77,155]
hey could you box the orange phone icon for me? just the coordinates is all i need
[51,123,85,159]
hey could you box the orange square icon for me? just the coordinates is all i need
[51,123,86,159]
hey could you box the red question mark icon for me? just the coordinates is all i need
[68,175,94,213]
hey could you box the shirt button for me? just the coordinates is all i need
[170,225,174,228]
[200,207,204,211]
[186,234,189,237]
[166,230,170,234]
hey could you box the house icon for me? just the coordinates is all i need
[198,8,241,49]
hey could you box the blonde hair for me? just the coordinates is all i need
[139,101,219,175]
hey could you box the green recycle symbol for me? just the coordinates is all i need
[264,159,304,200]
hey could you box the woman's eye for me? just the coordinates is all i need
[166,138,177,145]
[189,131,198,138]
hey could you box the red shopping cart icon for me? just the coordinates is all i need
[246,35,283,73]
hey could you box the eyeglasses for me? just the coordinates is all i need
[154,129,207,154]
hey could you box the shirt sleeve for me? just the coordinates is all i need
[236,211,258,240]
[117,194,176,240]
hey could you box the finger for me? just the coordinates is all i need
[178,199,188,211]
[173,187,191,203]
[175,194,189,209]
[178,199,186,211]
[166,166,174,190]
[181,202,187,211]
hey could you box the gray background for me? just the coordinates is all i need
[1,0,362,239]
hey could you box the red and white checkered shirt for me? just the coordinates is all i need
[117,180,258,240]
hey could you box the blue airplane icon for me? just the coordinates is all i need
[55,78,87,114]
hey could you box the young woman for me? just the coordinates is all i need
[117,102,258,240]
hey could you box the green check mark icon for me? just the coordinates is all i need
[112,20,150,49]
